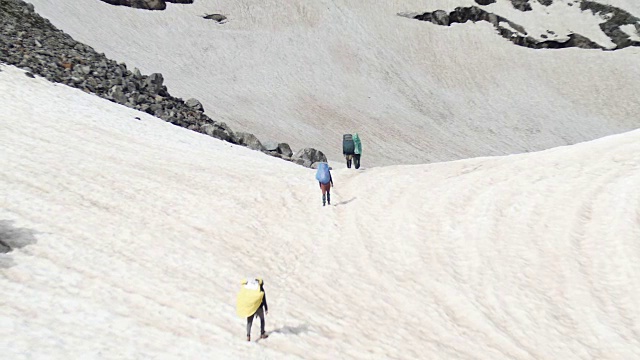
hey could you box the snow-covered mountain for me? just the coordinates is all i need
[2,0,640,358]
[25,0,640,166]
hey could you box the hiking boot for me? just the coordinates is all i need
[260,333,269,339]
[322,194,326,206]
[327,193,331,205]
[247,335,250,341]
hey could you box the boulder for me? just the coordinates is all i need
[475,0,496,5]
[510,0,532,11]
[276,143,293,157]
[108,85,126,103]
[262,141,279,152]
[261,141,293,157]
[432,10,450,26]
[185,98,204,111]
[293,158,312,168]
[292,148,327,167]
[99,0,167,10]
[203,14,227,23]
[199,123,235,142]
[236,132,265,151]
[144,73,164,95]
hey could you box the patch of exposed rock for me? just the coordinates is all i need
[203,14,227,23]
[407,1,639,51]
[581,1,640,48]
[510,0,532,12]
[0,0,325,168]
[99,0,194,11]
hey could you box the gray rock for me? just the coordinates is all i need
[510,0,532,11]
[203,14,227,23]
[144,73,164,95]
[262,141,279,152]
[109,85,127,103]
[293,158,312,168]
[292,148,327,167]
[277,143,293,157]
[99,0,167,11]
[199,123,234,142]
[236,131,265,151]
[432,10,449,26]
[132,67,142,79]
[185,98,204,111]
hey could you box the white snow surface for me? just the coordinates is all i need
[2,64,640,359]
[26,0,640,166]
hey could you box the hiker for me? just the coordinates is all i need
[343,134,355,168]
[315,162,333,206]
[236,278,269,341]
[353,133,362,169]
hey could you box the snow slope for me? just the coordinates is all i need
[26,0,640,166]
[2,65,640,359]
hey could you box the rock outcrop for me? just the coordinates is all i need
[203,14,227,23]
[407,1,639,51]
[0,0,325,168]
[98,0,194,11]
[581,1,640,49]
[292,148,328,168]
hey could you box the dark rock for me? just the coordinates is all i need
[475,0,496,5]
[510,0,532,11]
[99,0,167,11]
[292,148,327,167]
[537,0,552,5]
[25,71,34,78]
[277,143,293,158]
[185,98,204,111]
[581,1,640,49]
[144,73,164,95]
[431,10,450,26]
[109,85,126,103]
[203,14,227,23]
[409,3,638,51]
[199,123,235,142]
[293,158,312,168]
[0,0,323,168]
[236,132,265,151]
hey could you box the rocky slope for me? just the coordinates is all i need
[404,0,640,50]
[0,0,326,167]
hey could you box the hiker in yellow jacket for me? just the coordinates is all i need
[236,278,269,341]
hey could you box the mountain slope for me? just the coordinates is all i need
[25,0,640,166]
[2,65,640,358]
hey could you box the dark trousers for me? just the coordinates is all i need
[354,154,361,169]
[246,306,265,336]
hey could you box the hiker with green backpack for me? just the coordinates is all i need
[343,133,363,169]
[352,133,362,169]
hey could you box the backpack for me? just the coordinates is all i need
[315,162,331,184]
[343,134,355,155]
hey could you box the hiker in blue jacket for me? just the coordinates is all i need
[315,162,334,206]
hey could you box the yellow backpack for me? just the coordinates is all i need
[236,278,264,318]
